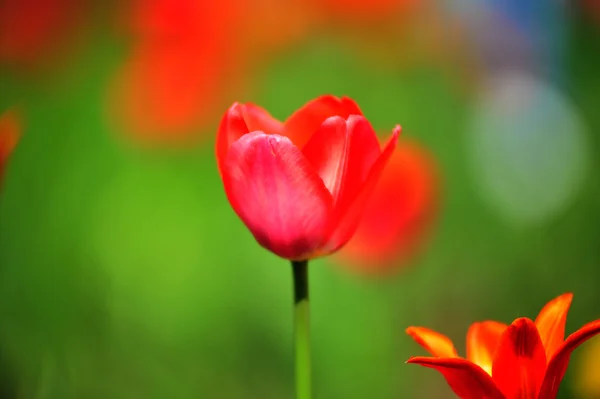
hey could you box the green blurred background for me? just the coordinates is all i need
[0,1,599,398]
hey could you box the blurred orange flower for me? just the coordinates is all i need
[336,140,438,273]
[0,108,20,185]
[406,293,600,399]
[107,0,245,145]
[0,0,83,71]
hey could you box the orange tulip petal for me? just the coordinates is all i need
[492,318,546,399]
[406,357,505,399]
[466,321,508,375]
[534,292,573,360]
[284,95,363,149]
[539,320,600,399]
[406,326,459,358]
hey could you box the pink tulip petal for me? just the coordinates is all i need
[216,102,250,174]
[222,131,333,260]
[322,126,399,253]
[301,115,381,207]
[284,95,362,149]
[338,139,439,268]
[241,103,284,135]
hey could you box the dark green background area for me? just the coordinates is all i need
[0,8,599,399]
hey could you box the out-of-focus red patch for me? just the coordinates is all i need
[107,0,245,146]
[336,139,439,274]
[583,0,600,23]
[0,0,83,71]
[0,108,20,184]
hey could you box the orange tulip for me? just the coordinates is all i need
[406,293,600,399]
[0,109,20,185]
[336,139,438,272]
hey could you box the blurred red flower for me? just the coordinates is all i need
[216,95,400,260]
[336,139,438,272]
[0,108,20,185]
[108,0,244,145]
[406,293,600,399]
[0,0,83,70]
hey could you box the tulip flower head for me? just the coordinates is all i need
[406,293,600,399]
[216,95,400,261]
[0,109,20,185]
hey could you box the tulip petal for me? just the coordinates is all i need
[535,293,573,360]
[284,95,362,149]
[539,320,600,399]
[216,102,250,174]
[467,321,508,375]
[336,140,439,268]
[492,318,546,399]
[406,327,459,358]
[322,126,400,253]
[407,357,505,399]
[241,103,284,135]
[301,115,381,207]
[221,131,333,260]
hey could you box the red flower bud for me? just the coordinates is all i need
[216,95,400,260]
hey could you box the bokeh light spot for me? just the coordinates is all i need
[467,72,589,226]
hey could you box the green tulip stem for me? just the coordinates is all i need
[291,260,312,399]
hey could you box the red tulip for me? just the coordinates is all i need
[216,95,400,260]
[0,108,20,185]
[336,139,438,272]
[406,293,600,399]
